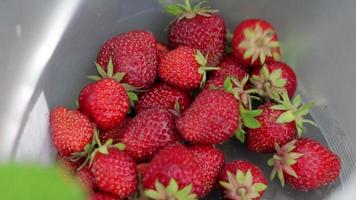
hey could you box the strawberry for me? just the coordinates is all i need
[90,143,137,198]
[80,59,137,131]
[189,145,225,196]
[120,107,178,162]
[57,155,81,172]
[268,138,341,191]
[207,54,248,88]
[89,192,121,200]
[158,46,219,89]
[247,93,316,153]
[176,89,239,144]
[250,61,297,100]
[143,144,204,199]
[50,107,94,157]
[232,19,281,67]
[157,43,170,62]
[99,119,129,144]
[76,166,96,190]
[136,82,191,113]
[219,160,268,200]
[96,30,157,89]
[165,0,226,66]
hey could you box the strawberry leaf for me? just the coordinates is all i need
[276,110,294,123]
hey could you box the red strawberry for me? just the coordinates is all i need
[89,192,121,200]
[96,30,157,89]
[91,147,137,198]
[176,89,239,144]
[120,107,178,162]
[50,107,94,157]
[136,82,191,113]
[189,145,225,196]
[143,144,204,198]
[268,138,341,191]
[159,46,219,89]
[76,166,96,190]
[207,54,248,88]
[99,119,129,144]
[166,0,226,66]
[219,160,268,200]
[157,43,170,62]
[251,61,297,100]
[232,19,281,67]
[247,93,316,153]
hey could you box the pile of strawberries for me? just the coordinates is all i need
[50,1,341,200]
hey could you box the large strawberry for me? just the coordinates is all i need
[158,46,219,89]
[136,82,191,113]
[157,43,170,62]
[143,144,204,199]
[50,107,94,157]
[176,89,239,144]
[120,107,178,162]
[250,61,297,100]
[96,30,157,89]
[165,0,226,66]
[219,160,268,200]
[99,119,130,144]
[189,145,225,196]
[268,138,341,191]
[80,59,137,130]
[232,19,281,67]
[247,92,316,153]
[76,166,96,190]
[88,140,137,198]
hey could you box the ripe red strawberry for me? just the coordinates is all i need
[89,192,121,200]
[176,89,239,144]
[232,19,281,67]
[159,46,219,89]
[50,107,94,157]
[91,147,137,198]
[76,166,96,190]
[157,43,170,62]
[207,54,248,88]
[247,92,316,153]
[96,30,157,89]
[166,0,226,66]
[120,107,178,162]
[136,82,191,113]
[251,61,297,100]
[219,160,268,200]
[143,144,204,198]
[268,138,341,191]
[189,145,225,196]
[99,119,129,144]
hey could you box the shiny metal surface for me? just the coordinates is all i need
[0,0,356,199]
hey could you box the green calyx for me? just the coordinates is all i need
[267,140,304,187]
[220,170,267,200]
[144,178,198,200]
[165,0,218,21]
[196,50,220,88]
[223,76,262,143]
[238,23,280,64]
[250,65,287,102]
[72,128,126,170]
[88,57,139,107]
[270,92,317,136]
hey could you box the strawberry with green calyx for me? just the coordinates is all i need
[145,178,197,200]
[267,138,341,191]
[79,58,138,130]
[271,92,316,136]
[232,19,281,67]
[165,0,225,66]
[219,160,268,200]
[223,76,262,143]
[158,46,219,90]
[250,61,297,101]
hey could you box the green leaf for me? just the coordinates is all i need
[270,104,288,110]
[144,189,161,199]
[195,50,207,66]
[243,48,254,59]
[270,69,282,81]
[236,170,244,184]
[165,5,185,16]
[267,158,274,166]
[293,95,302,107]
[260,51,266,64]
[127,92,138,106]
[302,119,317,127]
[176,184,193,199]
[115,143,126,151]
[274,78,287,87]
[261,65,270,78]
[219,181,232,190]
[270,168,277,180]
[234,129,246,143]
[107,57,114,77]
[113,72,125,82]
[242,116,261,129]
[97,146,108,154]
[269,41,280,48]
[252,183,267,192]
[276,110,295,123]
[87,75,101,81]
[277,169,285,187]
[223,77,233,92]
[244,109,262,117]
[167,179,179,195]
[95,62,107,78]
